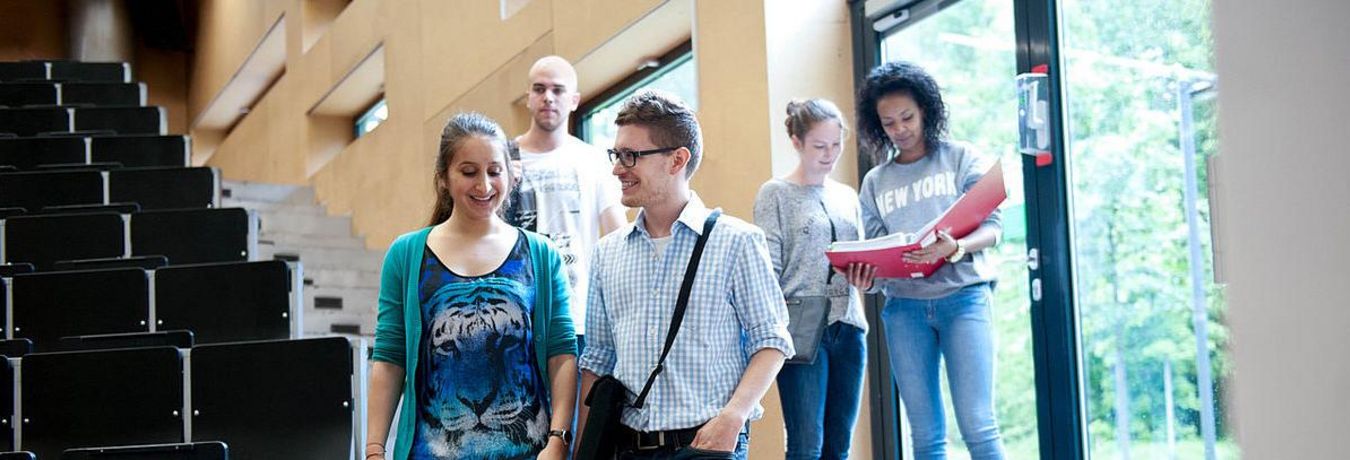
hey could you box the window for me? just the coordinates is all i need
[354,98,387,138]
[575,42,697,150]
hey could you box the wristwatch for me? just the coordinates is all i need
[946,237,967,263]
[548,429,573,446]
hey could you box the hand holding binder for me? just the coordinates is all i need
[826,159,1007,279]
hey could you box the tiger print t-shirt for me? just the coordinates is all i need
[411,231,549,459]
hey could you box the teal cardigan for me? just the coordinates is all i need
[371,227,577,459]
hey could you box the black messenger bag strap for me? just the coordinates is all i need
[631,209,721,409]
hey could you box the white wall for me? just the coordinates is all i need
[1212,1,1350,457]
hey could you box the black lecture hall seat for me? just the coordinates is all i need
[20,346,183,459]
[0,107,70,137]
[48,61,131,83]
[154,260,293,345]
[9,267,150,352]
[0,136,87,170]
[2,212,125,271]
[190,337,353,459]
[0,82,58,107]
[129,208,253,265]
[108,167,219,211]
[61,82,145,107]
[0,62,49,81]
[0,169,104,212]
[72,107,165,136]
[90,135,190,168]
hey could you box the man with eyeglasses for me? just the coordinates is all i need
[510,56,627,376]
[577,89,793,459]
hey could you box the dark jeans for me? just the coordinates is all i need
[776,322,867,460]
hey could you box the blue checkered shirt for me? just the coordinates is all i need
[578,193,795,432]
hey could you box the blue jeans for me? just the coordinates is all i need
[617,433,749,460]
[880,283,1006,460]
[776,322,867,460]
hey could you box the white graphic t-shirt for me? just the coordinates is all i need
[510,137,622,335]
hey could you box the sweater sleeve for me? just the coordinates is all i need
[372,235,408,366]
[543,237,578,358]
[751,182,786,281]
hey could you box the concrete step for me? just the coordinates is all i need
[255,211,354,238]
[304,266,381,290]
[258,232,366,250]
[306,285,379,312]
[220,199,332,216]
[303,308,377,337]
[221,180,315,205]
[258,245,383,271]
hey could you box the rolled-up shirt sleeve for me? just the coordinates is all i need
[577,244,617,376]
[730,230,795,359]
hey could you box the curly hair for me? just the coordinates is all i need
[855,61,948,163]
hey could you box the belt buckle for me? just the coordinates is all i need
[635,431,667,451]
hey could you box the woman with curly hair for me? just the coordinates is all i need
[855,61,1007,459]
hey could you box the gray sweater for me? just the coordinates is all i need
[753,178,868,332]
[858,141,1003,299]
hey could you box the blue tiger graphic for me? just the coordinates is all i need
[414,277,548,459]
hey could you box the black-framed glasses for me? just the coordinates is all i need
[607,146,679,168]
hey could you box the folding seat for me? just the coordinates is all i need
[61,82,145,107]
[53,255,167,272]
[154,261,293,344]
[57,330,194,352]
[72,107,164,136]
[0,107,70,137]
[48,62,131,83]
[20,346,183,459]
[9,268,150,351]
[0,169,104,212]
[0,62,47,82]
[0,83,58,107]
[90,135,189,168]
[109,167,219,211]
[2,212,125,271]
[0,452,32,459]
[62,442,227,459]
[0,137,87,170]
[129,208,253,265]
[191,337,355,459]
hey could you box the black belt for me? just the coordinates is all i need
[616,424,704,452]
[615,423,751,452]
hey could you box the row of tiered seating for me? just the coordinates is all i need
[0,82,145,107]
[0,60,365,459]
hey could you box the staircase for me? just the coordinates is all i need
[220,180,381,337]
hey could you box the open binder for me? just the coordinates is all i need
[826,158,1007,279]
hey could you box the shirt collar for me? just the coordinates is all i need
[628,192,715,240]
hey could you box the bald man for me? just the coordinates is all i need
[509,56,626,364]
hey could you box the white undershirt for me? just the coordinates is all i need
[651,235,673,257]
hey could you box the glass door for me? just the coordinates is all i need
[1058,0,1231,458]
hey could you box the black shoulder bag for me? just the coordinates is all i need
[576,210,721,460]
